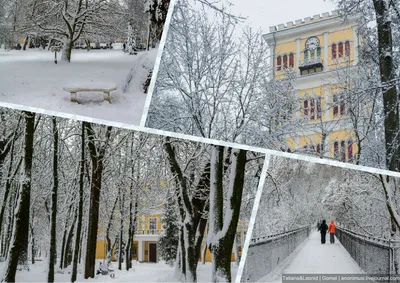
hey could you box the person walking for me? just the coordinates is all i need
[318,219,328,244]
[328,220,336,244]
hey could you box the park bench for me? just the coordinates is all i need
[63,87,117,103]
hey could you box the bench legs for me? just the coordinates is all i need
[70,91,111,103]
[71,92,77,102]
[104,92,111,103]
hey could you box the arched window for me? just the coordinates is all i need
[332,44,337,59]
[310,99,315,120]
[345,41,350,57]
[333,94,338,116]
[338,42,343,57]
[348,139,353,162]
[316,97,322,119]
[340,94,345,115]
[340,141,346,161]
[277,56,281,71]
[310,49,315,59]
[289,53,294,68]
[334,141,339,159]
[283,55,288,69]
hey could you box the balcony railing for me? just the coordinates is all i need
[136,229,161,235]
[299,57,323,72]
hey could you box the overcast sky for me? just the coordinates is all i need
[225,0,338,33]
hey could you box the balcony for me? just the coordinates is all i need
[136,229,162,235]
[298,57,323,75]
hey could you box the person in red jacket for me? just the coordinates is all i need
[328,220,336,244]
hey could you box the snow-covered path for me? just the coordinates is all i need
[260,230,363,282]
[0,49,157,125]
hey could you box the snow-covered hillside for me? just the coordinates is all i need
[0,49,157,125]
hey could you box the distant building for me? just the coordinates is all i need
[95,215,248,263]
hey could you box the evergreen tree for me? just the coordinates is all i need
[158,193,179,264]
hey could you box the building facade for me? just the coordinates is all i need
[95,214,247,263]
[263,11,362,162]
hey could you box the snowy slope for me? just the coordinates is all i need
[0,49,157,125]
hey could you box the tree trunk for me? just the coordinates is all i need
[118,187,124,271]
[30,217,35,265]
[0,146,21,241]
[59,218,68,269]
[373,0,400,171]
[61,37,73,63]
[3,111,35,282]
[164,138,210,282]
[208,148,247,282]
[71,122,86,282]
[63,214,77,268]
[48,117,59,283]
[84,123,112,279]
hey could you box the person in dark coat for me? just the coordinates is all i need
[318,219,328,244]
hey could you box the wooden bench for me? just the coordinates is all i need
[63,87,117,103]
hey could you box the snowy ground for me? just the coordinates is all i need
[0,259,238,282]
[260,230,363,282]
[0,48,157,125]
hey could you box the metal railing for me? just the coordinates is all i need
[242,226,312,282]
[336,227,400,276]
[136,229,161,235]
[299,57,323,68]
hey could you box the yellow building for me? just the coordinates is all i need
[96,212,163,263]
[263,10,362,162]
[95,214,247,263]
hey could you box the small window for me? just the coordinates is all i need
[304,100,309,116]
[338,42,343,57]
[340,141,346,162]
[310,99,315,120]
[149,218,157,233]
[345,41,350,57]
[316,47,321,58]
[332,44,337,59]
[340,94,346,115]
[333,95,338,116]
[304,50,309,61]
[277,56,281,71]
[310,49,315,59]
[289,53,294,68]
[334,142,339,159]
[316,98,322,119]
[283,55,288,69]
